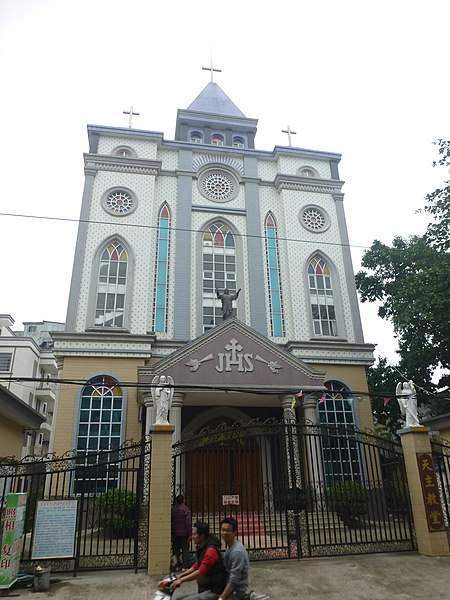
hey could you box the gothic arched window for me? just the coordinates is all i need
[264,213,285,337]
[95,241,128,328]
[153,204,171,333]
[318,380,361,484]
[75,375,123,493]
[202,223,236,332]
[308,256,337,336]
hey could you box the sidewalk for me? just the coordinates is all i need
[5,552,450,600]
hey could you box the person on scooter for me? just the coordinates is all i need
[218,517,249,600]
[170,521,226,600]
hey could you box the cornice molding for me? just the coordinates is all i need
[274,174,344,194]
[83,153,162,176]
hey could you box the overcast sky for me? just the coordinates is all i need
[1,0,449,367]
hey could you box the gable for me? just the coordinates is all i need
[140,320,325,392]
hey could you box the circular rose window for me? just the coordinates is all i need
[202,172,233,201]
[302,208,326,231]
[106,191,134,215]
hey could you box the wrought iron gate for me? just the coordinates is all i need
[172,419,416,559]
[0,436,151,573]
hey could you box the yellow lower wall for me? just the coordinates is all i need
[0,416,24,459]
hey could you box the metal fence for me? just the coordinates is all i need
[173,419,416,559]
[0,436,151,573]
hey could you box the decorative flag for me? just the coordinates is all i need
[383,397,391,407]
[318,392,326,404]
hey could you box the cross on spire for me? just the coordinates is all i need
[282,125,297,146]
[123,106,140,128]
[202,53,222,83]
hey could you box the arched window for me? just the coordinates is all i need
[190,132,203,144]
[211,134,224,146]
[232,137,245,148]
[202,223,236,332]
[95,241,128,328]
[153,204,171,333]
[75,375,123,493]
[308,256,337,336]
[319,380,361,484]
[264,213,285,337]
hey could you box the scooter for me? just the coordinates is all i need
[153,573,177,599]
[152,573,270,600]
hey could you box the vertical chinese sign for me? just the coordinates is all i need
[417,453,445,532]
[0,492,27,589]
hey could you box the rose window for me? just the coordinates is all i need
[302,208,326,230]
[202,173,233,201]
[106,191,133,214]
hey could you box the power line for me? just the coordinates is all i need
[1,376,447,402]
[0,211,375,252]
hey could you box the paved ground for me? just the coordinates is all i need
[4,552,450,600]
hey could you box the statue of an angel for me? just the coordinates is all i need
[151,374,174,425]
[396,380,421,428]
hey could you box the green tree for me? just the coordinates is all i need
[356,235,450,391]
[366,358,402,437]
[420,139,450,252]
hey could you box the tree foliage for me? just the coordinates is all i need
[357,140,450,419]
[366,358,402,437]
[420,139,450,252]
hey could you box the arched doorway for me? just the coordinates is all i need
[184,417,262,513]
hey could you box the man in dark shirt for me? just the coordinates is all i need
[171,521,226,600]
[171,495,192,569]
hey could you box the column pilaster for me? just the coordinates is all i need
[399,426,450,556]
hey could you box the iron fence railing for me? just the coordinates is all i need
[0,436,151,573]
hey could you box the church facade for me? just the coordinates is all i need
[52,81,375,483]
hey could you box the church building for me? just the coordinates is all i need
[52,77,375,482]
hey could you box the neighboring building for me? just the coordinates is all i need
[0,385,45,460]
[52,79,375,489]
[423,412,450,442]
[0,315,63,457]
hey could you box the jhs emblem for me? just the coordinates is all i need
[215,338,253,373]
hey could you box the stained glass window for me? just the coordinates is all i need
[264,213,285,337]
[318,380,361,485]
[308,256,337,336]
[95,241,128,327]
[75,376,123,493]
[153,204,171,333]
[202,223,236,332]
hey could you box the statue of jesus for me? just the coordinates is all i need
[216,287,241,321]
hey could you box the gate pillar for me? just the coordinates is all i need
[147,425,175,575]
[399,426,450,556]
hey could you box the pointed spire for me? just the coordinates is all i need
[187,83,246,118]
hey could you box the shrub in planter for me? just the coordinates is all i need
[325,481,369,525]
[95,488,137,534]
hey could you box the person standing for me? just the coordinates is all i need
[171,495,192,569]
[171,521,226,600]
[218,517,249,600]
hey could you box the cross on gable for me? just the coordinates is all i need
[282,125,297,146]
[123,106,140,128]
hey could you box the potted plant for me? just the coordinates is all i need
[325,481,368,526]
[95,488,137,536]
